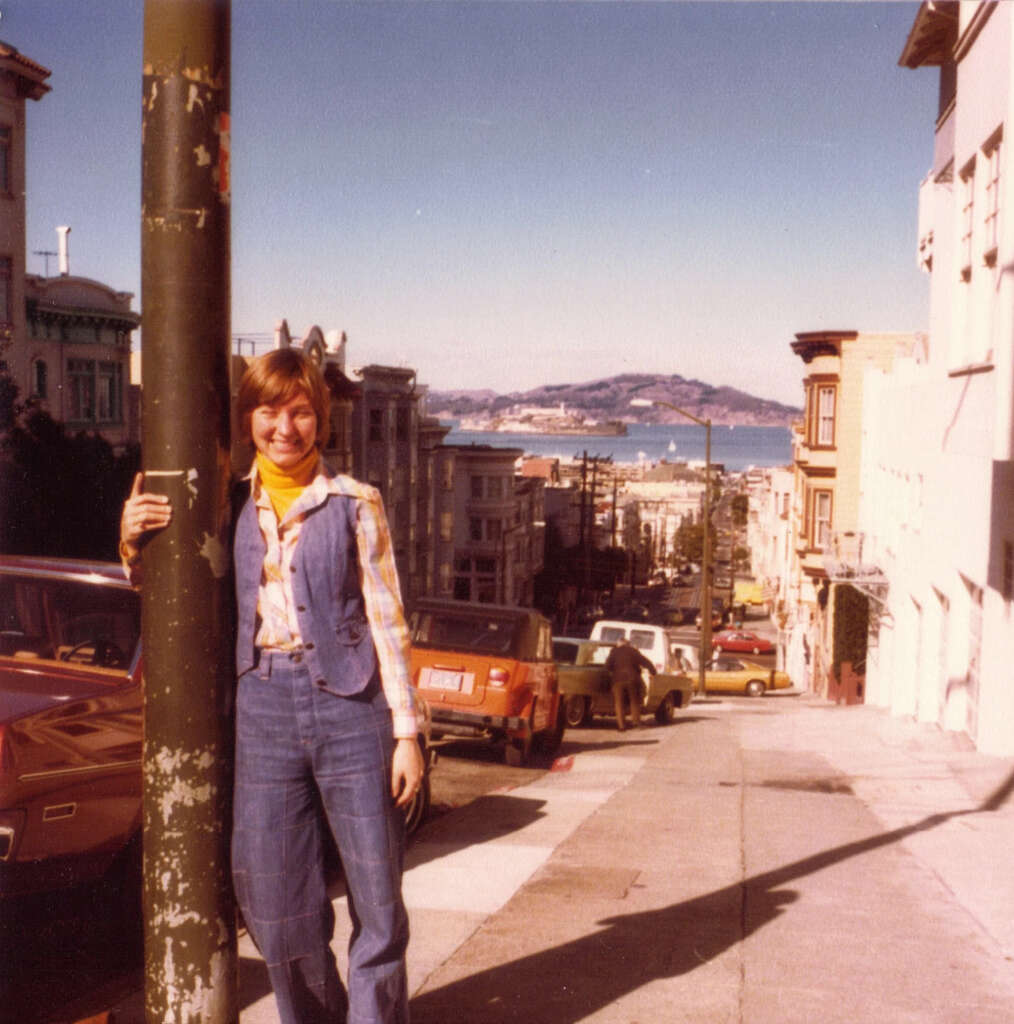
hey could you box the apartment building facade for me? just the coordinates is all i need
[0,43,48,393]
[448,444,545,606]
[783,330,912,700]
[850,1,1014,755]
[1,46,140,450]
[746,465,794,645]
[25,271,140,448]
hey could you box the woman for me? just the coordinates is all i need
[121,347,423,1024]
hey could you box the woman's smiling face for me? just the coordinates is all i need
[250,390,318,469]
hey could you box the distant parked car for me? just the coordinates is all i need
[711,630,774,656]
[703,657,791,698]
[410,599,564,766]
[555,638,693,728]
[0,556,434,900]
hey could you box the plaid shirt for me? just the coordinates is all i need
[248,458,417,739]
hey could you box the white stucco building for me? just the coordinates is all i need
[855,2,1014,755]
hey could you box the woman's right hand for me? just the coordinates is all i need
[120,472,173,551]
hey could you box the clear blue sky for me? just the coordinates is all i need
[6,1,934,407]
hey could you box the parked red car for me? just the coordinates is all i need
[0,556,143,899]
[711,630,774,656]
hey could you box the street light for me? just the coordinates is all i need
[630,397,713,699]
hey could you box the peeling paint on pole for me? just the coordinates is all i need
[141,2,236,1021]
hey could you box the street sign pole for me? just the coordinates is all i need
[140,3,236,1021]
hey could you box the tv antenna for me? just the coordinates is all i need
[33,249,58,276]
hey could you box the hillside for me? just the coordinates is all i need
[425,373,801,428]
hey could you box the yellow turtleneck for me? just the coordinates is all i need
[256,449,318,521]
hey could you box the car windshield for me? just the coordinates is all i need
[412,611,521,657]
[0,574,140,668]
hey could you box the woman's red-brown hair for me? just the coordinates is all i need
[236,347,331,446]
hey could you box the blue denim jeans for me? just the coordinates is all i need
[232,650,409,1024]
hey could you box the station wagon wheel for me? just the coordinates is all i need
[564,695,589,728]
[745,679,766,698]
[654,692,677,725]
[751,646,761,655]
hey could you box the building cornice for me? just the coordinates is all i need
[796,464,836,479]
[0,41,51,100]
[898,1,959,69]
[790,330,856,364]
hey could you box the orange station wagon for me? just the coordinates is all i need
[409,599,564,766]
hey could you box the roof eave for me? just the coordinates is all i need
[898,1,959,69]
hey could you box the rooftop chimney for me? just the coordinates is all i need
[56,225,71,275]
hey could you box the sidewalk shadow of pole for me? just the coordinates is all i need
[409,765,1014,1024]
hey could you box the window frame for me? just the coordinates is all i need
[816,385,836,448]
[812,489,833,551]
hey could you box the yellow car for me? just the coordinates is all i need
[703,656,792,697]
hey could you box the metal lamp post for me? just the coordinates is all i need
[630,398,713,698]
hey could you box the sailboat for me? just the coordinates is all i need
[667,439,676,454]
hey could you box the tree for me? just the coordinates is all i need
[731,493,749,527]
[733,545,751,571]
[676,520,717,565]
[0,365,139,559]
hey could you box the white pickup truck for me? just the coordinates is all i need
[588,620,698,673]
[585,618,696,675]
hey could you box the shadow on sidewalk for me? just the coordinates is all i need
[408,766,1014,1024]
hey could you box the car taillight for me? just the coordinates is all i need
[488,667,510,688]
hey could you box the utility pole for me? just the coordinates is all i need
[630,397,712,697]
[578,450,588,602]
[586,456,598,595]
[141,3,236,1021]
[609,475,618,597]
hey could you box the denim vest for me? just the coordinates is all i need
[233,490,379,696]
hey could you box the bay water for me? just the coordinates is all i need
[441,422,792,472]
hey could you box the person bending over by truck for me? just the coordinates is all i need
[605,638,656,731]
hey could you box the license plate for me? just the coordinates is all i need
[422,667,475,693]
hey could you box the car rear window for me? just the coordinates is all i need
[629,629,654,651]
[0,574,140,669]
[412,611,521,657]
[598,627,626,644]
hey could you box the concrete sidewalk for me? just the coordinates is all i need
[113,695,1014,1022]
